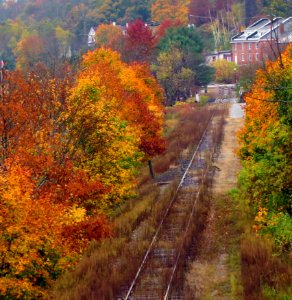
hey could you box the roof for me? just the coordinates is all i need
[231,17,292,43]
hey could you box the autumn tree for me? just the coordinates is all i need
[156,47,195,104]
[123,19,156,63]
[151,0,190,24]
[14,34,46,70]
[238,45,292,252]
[95,23,124,52]
[40,48,164,210]
[0,63,113,298]
[211,59,237,83]
[155,19,182,41]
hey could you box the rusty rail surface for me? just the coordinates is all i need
[117,109,221,300]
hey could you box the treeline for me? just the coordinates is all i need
[2,17,215,104]
[1,0,290,69]
[0,48,165,298]
[238,45,291,298]
[93,19,214,105]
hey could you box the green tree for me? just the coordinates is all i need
[155,26,213,104]
[211,59,237,83]
[55,25,72,57]
[263,0,292,17]
[89,0,151,23]
[156,47,194,105]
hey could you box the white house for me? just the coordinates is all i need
[88,27,96,47]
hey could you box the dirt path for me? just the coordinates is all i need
[184,104,244,299]
[213,108,243,193]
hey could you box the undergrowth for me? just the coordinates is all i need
[51,104,220,299]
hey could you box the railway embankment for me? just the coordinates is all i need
[183,104,244,299]
[52,104,226,300]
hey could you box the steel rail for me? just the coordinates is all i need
[124,110,216,300]
[163,134,216,300]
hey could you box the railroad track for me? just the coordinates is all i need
[116,110,220,300]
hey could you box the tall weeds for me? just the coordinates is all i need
[153,104,215,174]
[51,104,226,299]
[241,235,291,300]
[51,182,178,300]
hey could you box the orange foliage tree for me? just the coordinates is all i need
[238,45,292,252]
[69,48,166,208]
[14,35,46,70]
[151,0,190,24]
[0,63,111,297]
[95,23,124,52]
[0,44,166,296]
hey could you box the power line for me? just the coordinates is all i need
[188,14,258,21]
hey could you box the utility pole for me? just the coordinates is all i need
[0,60,5,100]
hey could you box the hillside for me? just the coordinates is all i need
[0,0,291,68]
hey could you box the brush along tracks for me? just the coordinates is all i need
[117,107,225,300]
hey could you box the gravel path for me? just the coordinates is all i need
[229,103,245,119]
[184,106,244,299]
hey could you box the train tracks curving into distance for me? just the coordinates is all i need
[115,107,224,300]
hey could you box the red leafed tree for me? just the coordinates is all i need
[124,19,156,63]
[130,63,166,157]
[155,19,182,42]
[0,63,113,297]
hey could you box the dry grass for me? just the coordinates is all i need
[186,261,217,299]
[183,112,244,300]
[51,104,227,299]
[241,235,292,300]
[153,104,215,174]
[51,181,178,300]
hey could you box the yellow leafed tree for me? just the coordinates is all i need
[151,0,190,24]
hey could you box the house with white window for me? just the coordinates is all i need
[231,17,292,65]
[205,50,232,64]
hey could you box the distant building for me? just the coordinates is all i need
[88,27,96,47]
[231,17,292,65]
[87,22,159,47]
[205,50,232,64]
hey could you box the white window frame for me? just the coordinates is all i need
[241,53,245,62]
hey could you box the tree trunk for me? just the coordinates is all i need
[148,160,155,179]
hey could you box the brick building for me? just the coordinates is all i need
[231,17,292,65]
